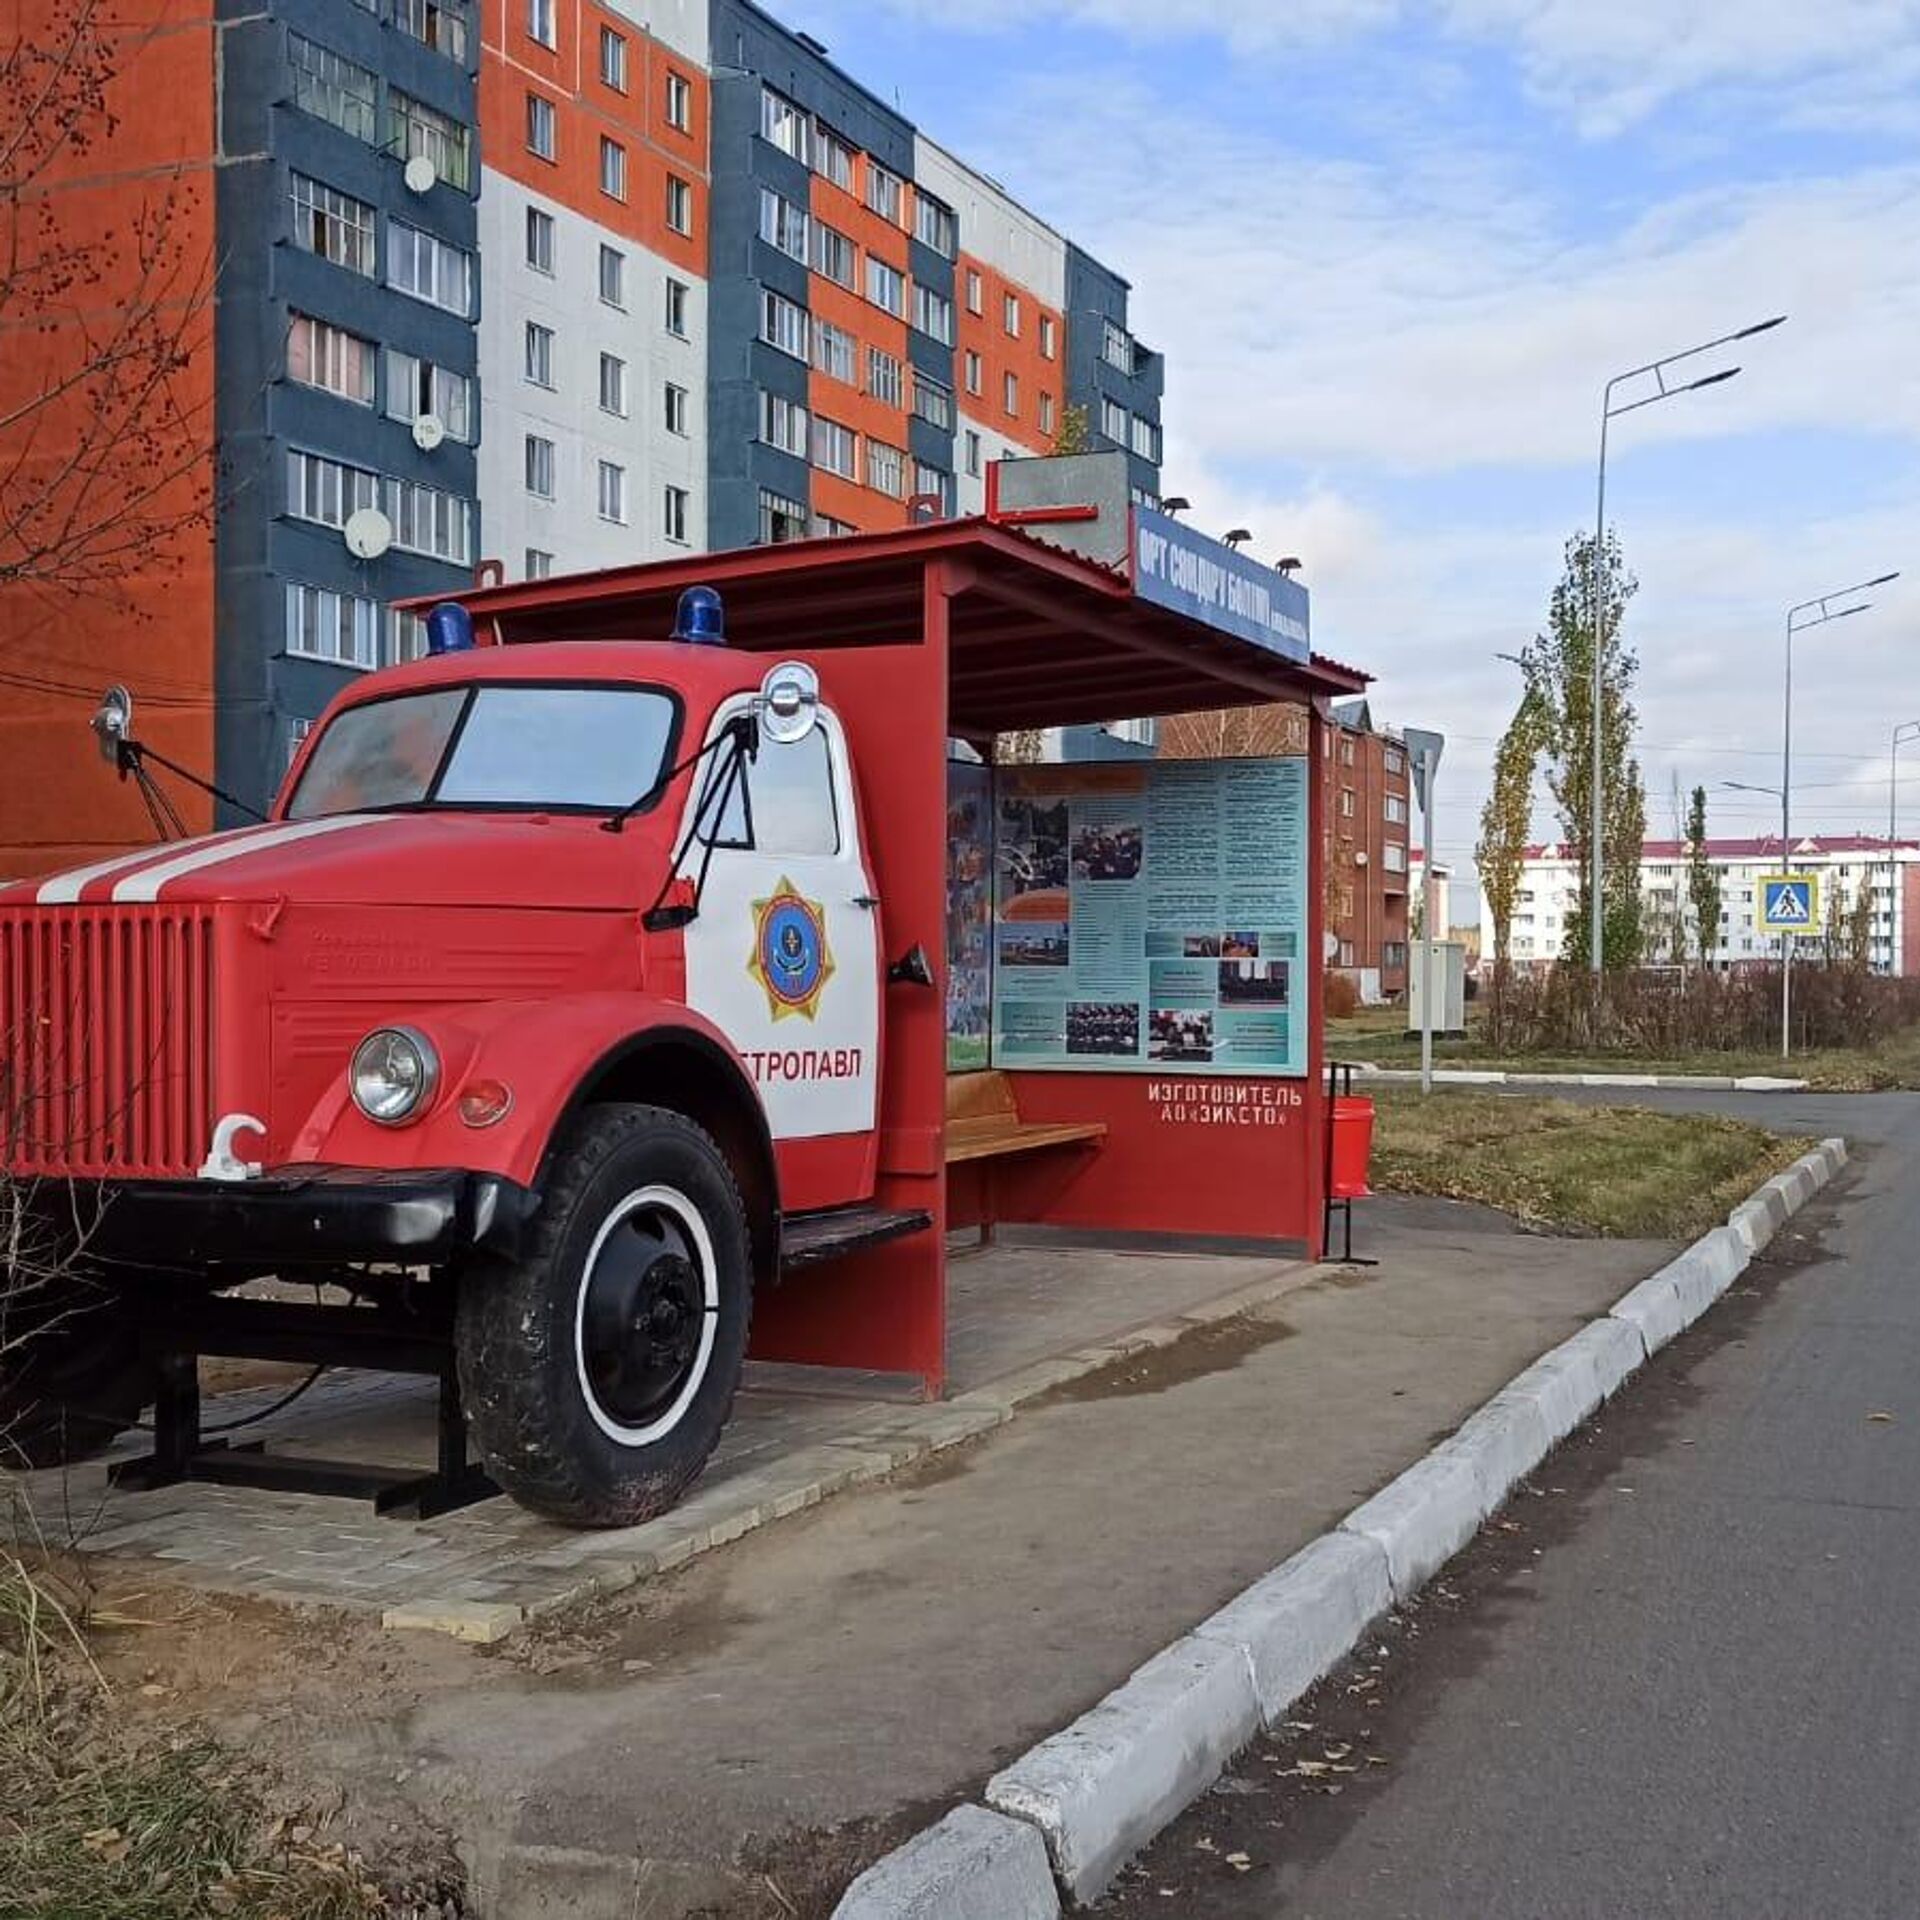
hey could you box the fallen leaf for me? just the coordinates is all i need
[1226,1852,1253,1872]
[1869,1411,1895,1423]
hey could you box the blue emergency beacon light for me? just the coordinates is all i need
[672,585,727,645]
[426,602,476,654]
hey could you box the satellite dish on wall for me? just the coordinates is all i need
[412,412,446,452]
[403,153,438,195]
[343,506,393,560]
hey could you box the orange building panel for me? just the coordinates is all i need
[956,250,1063,451]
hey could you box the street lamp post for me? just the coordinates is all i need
[1588,315,1786,977]
[1892,721,1920,978]
[1777,573,1898,1053]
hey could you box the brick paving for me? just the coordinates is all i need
[10,1239,1310,1638]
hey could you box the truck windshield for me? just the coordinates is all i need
[287,684,678,819]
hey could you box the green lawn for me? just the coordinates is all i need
[1366,1087,1803,1239]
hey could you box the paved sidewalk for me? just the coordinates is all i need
[204,1197,1675,1916]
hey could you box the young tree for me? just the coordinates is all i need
[1514,531,1647,971]
[1050,402,1092,458]
[1685,785,1722,970]
[1846,875,1875,970]
[0,0,214,607]
[1475,688,1544,976]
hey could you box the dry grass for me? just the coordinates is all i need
[1368,1088,1803,1239]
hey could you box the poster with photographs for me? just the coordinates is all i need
[987,758,1309,1076]
[945,760,994,1071]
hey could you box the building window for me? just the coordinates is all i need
[525,91,556,160]
[761,87,810,164]
[287,313,374,405]
[1340,787,1355,817]
[664,381,689,436]
[392,90,471,190]
[815,124,853,191]
[389,608,430,665]
[965,269,982,314]
[663,485,689,544]
[761,289,808,360]
[597,460,627,524]
[598,243,625,308]
[1383,842,1407,873]
[1340,736,1355,766]
[526,205,554,273]
[813,319,855,384]
[286,581,379,669]
[963,429,981,478]
[525,548,554,580]
[760,389,808,457]
[811,415,857,480]
[912,459,952,513]
[600,137,627,201]
[387,219,472,315]
[912,369,953,432]
[384,347,472,441]
[759,186,808,260]
[912,283,953,344]
[1385,794,1408,825]
[760,488,807,543]
[387,476,473,563]
[524,320,554,387]
[288,35,378,143]
[963,350,982,397]
[288,716,313,769]
[1384,746,1404,775]
[1102,319,1133,371]
[527,0,555,45]
[864,256,904,316]
[866,439,905,498]
[665,277,689,337]
[665,173,692,235]
[524,434,555,498]
[1039,313,1057,359]
[599,352,627,417]
[866,161,903,224]
[813,513,855,538]
[813,221,856,288]
[599,24,627,90]
[394,0,470,64]
[665,69,691,130]
[290,174,375,276]
[1003,370,1019,418]
[866,346,902,408]
[1003,291,1021,338]
[1131,414,1161,463]
[1038,391,1056,436]
[1101,396,1128,444]
[914,191,956,257]
[286,449,379,529]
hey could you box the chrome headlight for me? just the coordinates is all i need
[349,1026,440,1126]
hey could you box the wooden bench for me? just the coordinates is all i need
[945,1070,1106,1166]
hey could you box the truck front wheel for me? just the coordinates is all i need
[456,1104,753,1527]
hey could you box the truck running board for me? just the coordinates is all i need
[780,1205,933,1272]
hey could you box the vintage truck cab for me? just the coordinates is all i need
[0,591,914,1524]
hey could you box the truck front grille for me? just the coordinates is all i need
[1,907,215,1178]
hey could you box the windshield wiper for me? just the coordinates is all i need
[634,714,759,932]
[601,711,755,836]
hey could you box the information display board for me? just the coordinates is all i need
[945,759,994,1070]
[987,758,1310,1076]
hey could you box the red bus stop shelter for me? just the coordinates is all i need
[441,506,1368,1399]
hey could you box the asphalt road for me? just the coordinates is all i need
[1106,1090,1920,1920]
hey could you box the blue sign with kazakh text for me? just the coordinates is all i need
[1132,507,1311,663]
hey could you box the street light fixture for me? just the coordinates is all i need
[1587,314,1787,977]
[1890,720,1920,977]
[1776,571,1899,1053]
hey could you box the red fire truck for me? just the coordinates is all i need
[1,503,1363,1528]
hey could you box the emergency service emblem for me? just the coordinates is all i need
[748,877,834,1021]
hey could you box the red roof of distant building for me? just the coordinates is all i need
[1523,836,1920,861]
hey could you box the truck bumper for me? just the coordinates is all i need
[74,1166,538,1269]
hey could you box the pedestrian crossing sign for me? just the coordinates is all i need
[1760,873,1820,933]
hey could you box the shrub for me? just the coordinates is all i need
[1324,970,1361,1019]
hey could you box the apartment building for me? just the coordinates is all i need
[1,0,1162,876]
[1488,837,1920,976]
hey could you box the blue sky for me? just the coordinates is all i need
[767,0,1920,884]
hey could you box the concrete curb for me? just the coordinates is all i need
[842,1136,1848,1913]
[834,1807,1060,1919]
[1352,1066,1809,1093]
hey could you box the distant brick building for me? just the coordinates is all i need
[1158,695,1415,1001]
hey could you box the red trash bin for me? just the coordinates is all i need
[1330,1095,1375,1200]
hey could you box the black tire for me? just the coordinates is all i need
[0,1270,152,1470]
[456,1103,753,1527]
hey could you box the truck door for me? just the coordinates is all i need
[679,695,882,1203]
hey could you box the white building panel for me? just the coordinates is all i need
[953,406,1048,517]
[603,0,709,65]
[478,171,707,580]
[913,137,1066,308]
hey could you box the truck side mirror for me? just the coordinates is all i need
[756,661,819,745]
[92,684,136,769]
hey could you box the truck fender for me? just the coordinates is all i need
[288,993,781,1285]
